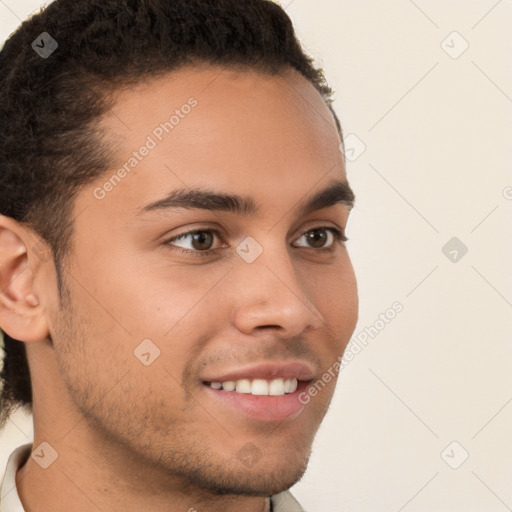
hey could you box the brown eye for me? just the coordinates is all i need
[293,227,347,251]
[305,230,329,248]
[165,229,222,255]
[188,231,214,251]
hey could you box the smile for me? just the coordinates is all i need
[204,377,298,396]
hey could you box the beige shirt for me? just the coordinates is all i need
[0,444,306,512]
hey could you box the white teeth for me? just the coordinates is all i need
[207,378,298,395]
[251,379,269,395]
[269,378,285,395]
[222,380,236,391]
[235,379,252,393]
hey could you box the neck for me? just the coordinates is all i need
[15,438,271,512]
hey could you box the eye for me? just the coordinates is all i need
[293,227,348,251]
[164,226,348,256]
[165,229,224,255]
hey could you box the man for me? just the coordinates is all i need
[0,0,358,510]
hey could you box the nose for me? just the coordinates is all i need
[229,240,325,338]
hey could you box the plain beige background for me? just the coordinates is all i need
[1,1,511,510]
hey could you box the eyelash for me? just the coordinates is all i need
[164,226,348,257]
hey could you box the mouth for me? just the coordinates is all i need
[200,362,315,422]
[203,377,299,395]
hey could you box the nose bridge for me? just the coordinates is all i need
[230,235,325,334]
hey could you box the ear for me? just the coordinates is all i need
[0,214,50,343]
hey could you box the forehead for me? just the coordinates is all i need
[77,65,347,223]
[101,64,342,164]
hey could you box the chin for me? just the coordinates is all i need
[186,444,312,497]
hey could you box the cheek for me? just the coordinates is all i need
[64,248,231,398]
[53,280,193,417]
[122,268,225,347]
[69,249,198,341]
[306,257,358,333]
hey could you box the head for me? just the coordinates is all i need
[0,0,357,498]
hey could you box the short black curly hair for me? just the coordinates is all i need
[0,0,344,431]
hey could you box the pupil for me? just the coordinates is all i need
[193,232,212,250]
[308,230,326,248]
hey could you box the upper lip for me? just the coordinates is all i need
[201,361,316,383]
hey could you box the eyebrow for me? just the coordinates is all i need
[136,179,355,218]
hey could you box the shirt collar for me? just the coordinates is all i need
[0,443,32,512]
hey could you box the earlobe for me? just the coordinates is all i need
[0,215,50,343]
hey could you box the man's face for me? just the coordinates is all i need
[45,65,358,496]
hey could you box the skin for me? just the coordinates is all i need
[0,64,358,512]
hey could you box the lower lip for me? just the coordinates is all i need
[202,381,310,422]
